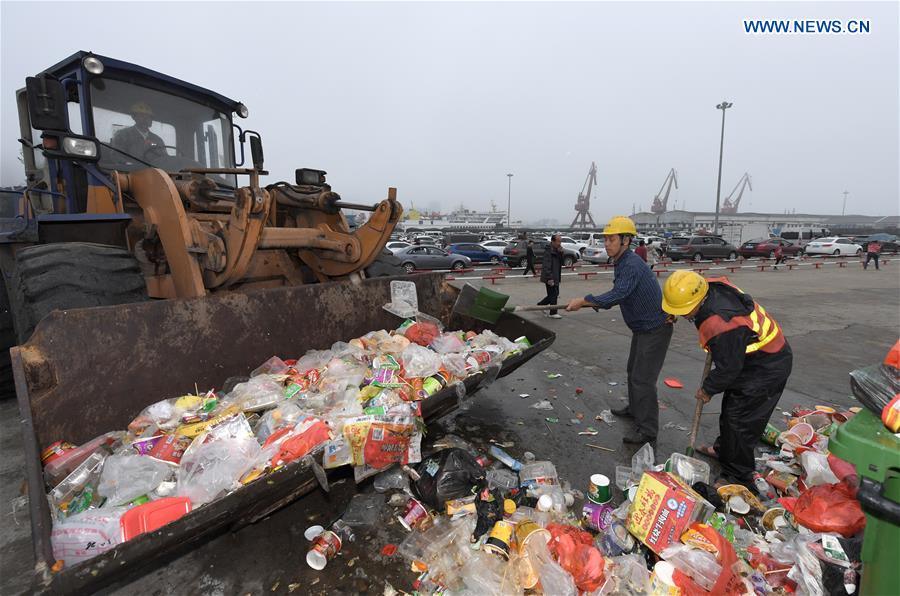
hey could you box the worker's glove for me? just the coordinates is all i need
[695,388,711,404]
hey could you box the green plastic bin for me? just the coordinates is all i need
[830,408,900,595]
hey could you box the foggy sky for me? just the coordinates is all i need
[1,1,897,223]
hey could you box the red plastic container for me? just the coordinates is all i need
[120,497,192,541]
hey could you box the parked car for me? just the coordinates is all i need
[738,237,803,259]
[549,235,589,255]
[582,246,611,264]
[385,240,411,254]
[804,237,863,257]
[395,246,472,272]
[636,235,667,256]
[503,240,579,267]
[571,232,605,247]
[665,236,739,262]
[480,239,509,255]
[447,243,501,264]
[412,235,437,246]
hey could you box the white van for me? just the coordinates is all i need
[780,227,831,247]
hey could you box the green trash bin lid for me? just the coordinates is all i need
[830,408,900,483]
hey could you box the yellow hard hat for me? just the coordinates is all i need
[130,101,153,116]
[662,270,709,315]
[601,216,637,236]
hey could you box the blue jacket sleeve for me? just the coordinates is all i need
[584,262,639,309]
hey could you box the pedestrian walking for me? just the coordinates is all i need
[635,240,648,263]
[772,242,785,270]
[864,240,882,270]
[566,217,673,445]
[661,271,793,488]
[523,240,536,276]
[538,235,563,318]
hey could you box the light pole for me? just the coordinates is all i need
[842,190,849,216]
[713,100,733,234]
[506,173,513,230]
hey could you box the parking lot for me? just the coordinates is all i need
[1,263,897,594]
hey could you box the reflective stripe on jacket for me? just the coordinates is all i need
[697,277,786,354]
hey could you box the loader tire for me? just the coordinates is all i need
[12,243,149,344]
[0,271,16,400]
[364,249,405,278]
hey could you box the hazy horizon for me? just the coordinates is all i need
[2,1,897,223]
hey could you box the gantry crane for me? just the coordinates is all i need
[721,172,752,214]
[571,162,598,228]
[650,168,678,214]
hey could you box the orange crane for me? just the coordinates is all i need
[571,162,598,228]
[721,172,752,214]
[650,168,678,214]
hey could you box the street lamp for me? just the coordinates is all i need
[713,100,733,234]
[842,190,849,216]
[506,173,513,230]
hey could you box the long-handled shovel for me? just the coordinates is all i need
[686,352,714,457]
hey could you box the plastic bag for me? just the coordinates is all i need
[343,415,419,469]
[264,417,332,467]
[792,481,866,537]
[547,523,606,593]
[97,453,173,506]
[176,415,261,505]
[661,544,722,591]
[669,524,745,596]
[250,355,290,377]
[223,375,285,412]
[430,332,467,354]
[404,320,441,347]
[254,401,305,444]
[596,554,651,595]
[400,343,441,378]
[51,506,128,565]
[849,362,900,415]
[631,443,655,477]
[799,450,840,487]
[413,448,485,509]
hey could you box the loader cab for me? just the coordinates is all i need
[15,51,249,223]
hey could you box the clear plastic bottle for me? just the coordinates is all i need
[752,472,776,500]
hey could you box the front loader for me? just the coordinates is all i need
[0,51,404,394]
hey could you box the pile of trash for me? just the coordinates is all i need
[43,315,531,568]
[309,402,869,595]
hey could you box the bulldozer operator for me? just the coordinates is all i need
[111,101,167,160]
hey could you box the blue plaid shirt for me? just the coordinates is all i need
[585,249,668,332]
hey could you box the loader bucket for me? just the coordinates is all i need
[12,273,554,593]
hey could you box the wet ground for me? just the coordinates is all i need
[1,263,897,594]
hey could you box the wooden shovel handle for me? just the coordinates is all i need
[688,352,714,452]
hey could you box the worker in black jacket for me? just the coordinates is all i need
[523,240,536,276]
[537,235,563,318]
[661,271,792,486]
